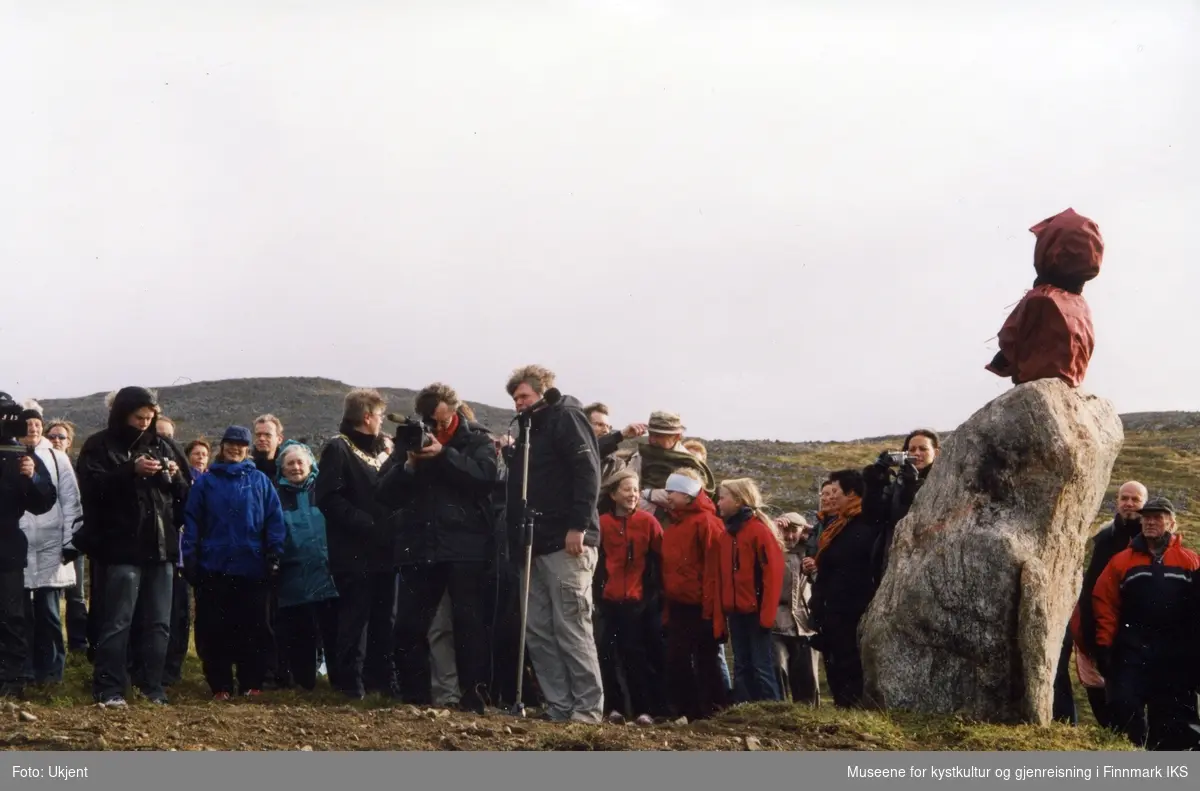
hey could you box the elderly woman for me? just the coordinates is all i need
[772,512,819,706]
[182,426,286,700]
[19,403,82,684]
[274,440,338,691]
[43,418,88,655]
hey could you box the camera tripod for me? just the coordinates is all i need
[509,406,539,718]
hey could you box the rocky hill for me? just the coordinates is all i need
[35,377,516,447]
[36,377,1197,539]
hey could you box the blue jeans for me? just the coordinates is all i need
[717,644,733,691]
[728,612,781,703]
[22,588,65,684]
[91,563,173,702]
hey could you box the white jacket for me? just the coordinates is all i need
[20,438,82,589]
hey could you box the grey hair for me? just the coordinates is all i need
[278,443,316,467]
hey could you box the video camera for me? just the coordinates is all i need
[0,392,29,457]
[387,413,434,454]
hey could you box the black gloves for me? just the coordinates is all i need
[898,459,920,485]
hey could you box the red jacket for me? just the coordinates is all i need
[661,492,723,607]
[705,508,785,638]
[1092,533,1199,652]
[598,510,662,604]
[986,208,1101,388]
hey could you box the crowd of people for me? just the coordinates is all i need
[0,364,1196,751]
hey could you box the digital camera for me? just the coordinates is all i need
[880,451,912,467]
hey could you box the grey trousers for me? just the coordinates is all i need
[429,590,459,706]
[524,548,604,723]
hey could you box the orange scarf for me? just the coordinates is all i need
[814,495,862,566]
[436,413,460,447]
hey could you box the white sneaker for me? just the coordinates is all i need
[635,714,654,727]
[317,660,327,678]
[100,696,127,709]
[607,710,625,725]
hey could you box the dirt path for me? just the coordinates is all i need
[1,699,887,752]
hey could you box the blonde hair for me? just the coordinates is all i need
[506,365,555,397]
[255,414,284,436]
[45,419,77,444]
[672,467,703,482]
[717,477,783,549]
[600,468,639,513]
[682,439,707,462]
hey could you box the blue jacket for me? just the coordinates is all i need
[182,459,285,580]
[275,441,338,608]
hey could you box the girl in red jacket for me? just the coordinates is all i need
[706,477,785,702]
[661,468,729,720]
[597,470,663,725]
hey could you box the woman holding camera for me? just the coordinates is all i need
[864,429,939,586]
[182,426,286,699]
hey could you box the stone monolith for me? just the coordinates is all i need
[859,379,1123,724]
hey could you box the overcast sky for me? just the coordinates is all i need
[1,2,1197,442]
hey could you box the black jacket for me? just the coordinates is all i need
[0,453,58,572]
[315,426,393,576]
[377,413,500,566]
[504,395,600,557]
[1077,515,1141,657]
[864,461,929,587]
[809,514,880,630]
[75,389,191,566]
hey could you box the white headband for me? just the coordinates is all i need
[665,473,702,498]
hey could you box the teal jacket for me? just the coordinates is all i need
[275,440,338,608]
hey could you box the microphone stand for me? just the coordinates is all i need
[509,405,538,717]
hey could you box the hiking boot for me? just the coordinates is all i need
[243,689,263,698]
[607,710,626,725]
[634,714,654,727]
[213,692,231,702]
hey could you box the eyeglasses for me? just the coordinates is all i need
[47,434,68,441]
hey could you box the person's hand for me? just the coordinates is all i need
[134,456,163,477]
[801,557,817,575]
[899,459,919,485]
[165,459,180,478]
[18,457,35,478]
[621,423,648,439]
[774,516,789,531]
[496,434,514,448]
[411,439,444,461]
[565,529,585,557]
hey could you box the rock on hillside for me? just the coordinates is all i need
[35,377,517,445]
[859,380,1124,725]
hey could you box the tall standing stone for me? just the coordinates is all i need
[859,379,1123,725]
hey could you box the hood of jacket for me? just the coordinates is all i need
[275,439,318,491]
[1030,207,1103,286]
[106,386,161,447]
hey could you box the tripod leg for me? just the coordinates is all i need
[511,545,534,716]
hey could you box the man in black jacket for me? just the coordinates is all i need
[1066,480,1147,727]
[377,383,500,713]
[75,387,190,707]
[315,388,397,700]
[0,404,58,699]
[504,365,604,723]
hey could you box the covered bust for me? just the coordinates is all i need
[985,208,1103,388]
